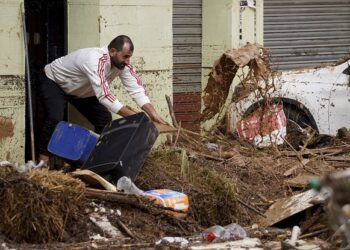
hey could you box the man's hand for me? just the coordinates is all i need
[142,103,166,124]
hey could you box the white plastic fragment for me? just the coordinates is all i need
[156,237,189,247]
[290,226,301,246]
[117,176,144,196]
[89,213,123,238]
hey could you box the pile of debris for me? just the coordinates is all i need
[0,165,85,243]
[1,129,350,249]
[1,43,350,249]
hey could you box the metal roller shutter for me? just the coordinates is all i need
[173,0,202,131]
[264,0,350,70]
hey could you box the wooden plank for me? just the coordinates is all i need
[283,159,310,177]
[70,170,116,191]
[284,175,317,188]
[153,122,178,133]
[324,156,350,162]
[259,190,324,227]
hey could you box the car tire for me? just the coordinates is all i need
[283,103,317,131]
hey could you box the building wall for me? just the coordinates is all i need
[67,0,100,51]
[201,0,263,131]
[67,0,173,134]
[0,0,25,162]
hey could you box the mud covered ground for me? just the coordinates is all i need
[1,130,347,249]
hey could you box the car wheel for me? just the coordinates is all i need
[283,103,317,131]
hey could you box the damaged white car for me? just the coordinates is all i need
[227,57,350,137]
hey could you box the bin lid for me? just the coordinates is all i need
[48,121,96,161]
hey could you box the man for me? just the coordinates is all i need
[38,35,165,164]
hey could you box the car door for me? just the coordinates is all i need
[328,61,350,135]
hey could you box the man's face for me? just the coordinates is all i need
[109,43,133,70]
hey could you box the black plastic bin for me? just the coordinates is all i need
[82,112,159,181]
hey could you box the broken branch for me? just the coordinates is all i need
[236,197,267,218]
[165,94,179,128]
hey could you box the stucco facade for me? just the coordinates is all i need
[0,0,25,163]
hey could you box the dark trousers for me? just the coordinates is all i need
[38,73,112,154]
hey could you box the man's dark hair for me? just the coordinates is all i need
[108,35,134,52]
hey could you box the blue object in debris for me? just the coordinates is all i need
[48,121,99,164]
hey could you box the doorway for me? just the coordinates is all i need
[24,0,67,161]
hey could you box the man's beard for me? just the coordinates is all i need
[112,60,126,70]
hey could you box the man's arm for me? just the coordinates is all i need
[117,106,136,117]
[119,65,166,123]
[117,103,166,125]
[142,103,166,124]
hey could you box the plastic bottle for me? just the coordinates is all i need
[201,223,247,242]
[222,223,247,240]
[116,176,144,196]
[202,225,226,242]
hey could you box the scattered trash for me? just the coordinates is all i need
[285,175,317,189]
[48,121,99,164]
[71,169,117,191]
[206,142,219,151]
[156,237,189,247]
[312,168,350,248]
[89,213,124,238]
[259,189,325,227]
[236,104,287,148]
[117,176,144,195]
[190,238,263,250]
[143,189,189,218]
[281,239,321,250]
[0,160,45,173]
[289,226,301,246]
[0,167,85,243]
[202,223,247,242]
[0,161,12,167]
[89,234,108,241]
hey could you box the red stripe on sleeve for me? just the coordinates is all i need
[126,64,148,96]
[98,54,116,103]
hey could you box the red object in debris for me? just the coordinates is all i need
[236,104,287,147]
[202,232,216,242]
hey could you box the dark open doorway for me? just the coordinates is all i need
[24,0,67,161]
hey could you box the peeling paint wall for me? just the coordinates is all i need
[0,0,25,162]
[67,0,173,135]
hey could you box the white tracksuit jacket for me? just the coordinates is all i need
[44,46,150,114]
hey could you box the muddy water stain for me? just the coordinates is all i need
[0,116,14,141]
